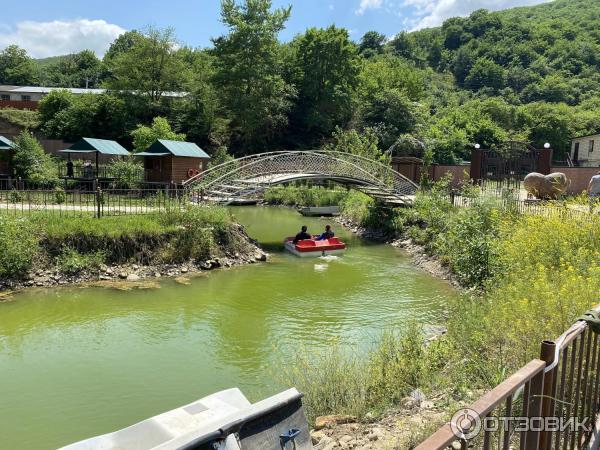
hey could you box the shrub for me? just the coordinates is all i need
[433,198,503,287]
[11,131,59,186]
[131,117,185,152]
[0,215,38,278]
[8,189,23,203]
[54,187,66,204]
[339,190,374,225]
[57,248,106,274]
[109,159,143,189]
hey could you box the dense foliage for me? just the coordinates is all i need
[3,0,600,162]
[11,131,59,185]
[289,184,600,440]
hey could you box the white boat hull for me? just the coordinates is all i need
[60,388,311,450]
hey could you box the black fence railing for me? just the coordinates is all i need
[0,183,188,218]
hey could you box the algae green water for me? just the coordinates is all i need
[0,207,457,449]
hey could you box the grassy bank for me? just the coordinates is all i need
[0,206,256,283]
[286,183,600,429]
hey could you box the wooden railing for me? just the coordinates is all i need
[417,306,600,449]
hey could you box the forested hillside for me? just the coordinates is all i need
[1,0,599,162]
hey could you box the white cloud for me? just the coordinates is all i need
[404,0,552,30]
[0,19,126,58]
[356,0,384,15]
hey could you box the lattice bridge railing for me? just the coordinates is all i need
[182,151,418,204]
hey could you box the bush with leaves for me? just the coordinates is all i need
[208,146,234,168]
[0,215,38,278]
[109,158,143,189]
[323,127,387,164]
[131,117,186,152]
[57,247,106,274]
[11,131,59,186]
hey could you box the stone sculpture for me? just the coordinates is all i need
[523,172,569,199]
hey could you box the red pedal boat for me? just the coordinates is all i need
[284,236,346,257]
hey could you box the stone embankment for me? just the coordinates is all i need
[0,251,268,293]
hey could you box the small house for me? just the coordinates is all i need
[571,133,600,167]
[136,140,210,185]
[0,135,15,177]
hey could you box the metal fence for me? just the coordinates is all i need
[0,181,188,218]
[416,306,600,450]
[448,191,596,222]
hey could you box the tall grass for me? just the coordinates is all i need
[288,184,600,425]
[0,215,38,278]
[283,326,429,424]
[0,206,244,278]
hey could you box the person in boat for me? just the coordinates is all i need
[293,226,312,244]
[316,225,334,241]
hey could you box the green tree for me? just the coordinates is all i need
[520,102,573,159]
[359,31,386,57]
[291,26,360,138]
[323,127,384,162]
[0,45,37,85]
[131,117,186,152]
[208,145,234,168]
[212,0,295,151]
[390,32,416,59]
[174,49,222,145]
[103,31,143,62]
[465,58,506,92]
[11,131,58,185]
[106,27,188,102]
[109,158,143,189]
[43,50,104,88]
[39,91,129,142]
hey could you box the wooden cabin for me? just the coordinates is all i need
[0,135,15,178]
[136,140,211,185]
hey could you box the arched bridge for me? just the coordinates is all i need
[182,151,418,206]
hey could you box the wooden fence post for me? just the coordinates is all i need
[539,340,557,450]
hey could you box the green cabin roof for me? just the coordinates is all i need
[136,139,210,158]
[0,135,15,151]
[61,137,130,156]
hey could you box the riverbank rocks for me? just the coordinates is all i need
[524,172,569,199]
[126,274,140,281]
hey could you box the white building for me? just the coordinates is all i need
[571,133,600,167]
[0,85,186,110]
[0,85,106,103]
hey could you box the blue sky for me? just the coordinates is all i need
[0,0,551,58]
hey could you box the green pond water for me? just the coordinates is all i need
[0,206,458,450]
